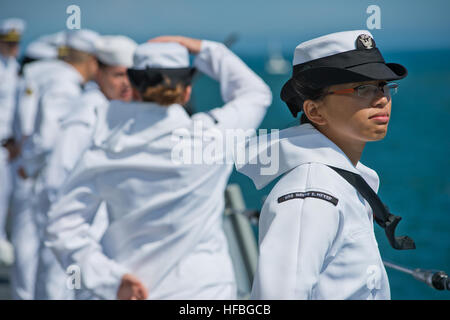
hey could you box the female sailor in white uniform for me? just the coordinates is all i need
[45,36,272,299]
[236,30,415,300]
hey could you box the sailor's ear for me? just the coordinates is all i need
[303,99,327,126]
[183,85,192,104]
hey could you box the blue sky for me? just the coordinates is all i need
[1,0,450,56]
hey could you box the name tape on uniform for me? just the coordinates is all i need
[277,191,339,206]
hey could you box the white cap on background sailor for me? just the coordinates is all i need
[64,28,102,54]
[127,42,195,91]
[95,35,137,67]
[24,37,60,61]
[281,30,408,117]
[0,18,26,43]
[25,31,67,60]
[133,42,190,68]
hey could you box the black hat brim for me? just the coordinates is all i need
[127,67,196,91]
[296,62,407,88]
[280,62,407,117]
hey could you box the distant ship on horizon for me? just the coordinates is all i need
[265,41,290,75]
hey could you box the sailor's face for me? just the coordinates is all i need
[97,65,133,102]
[0,41,19,58]
[320,80,392,142]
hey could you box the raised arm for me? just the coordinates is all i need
[149,36,272,131]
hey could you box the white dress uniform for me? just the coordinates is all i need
[21,60,84,179]
[22,29,101,179]
[0,55,19,145]
[17,59,85,300]
[237,124,390,300]
[35,35,137,300]
[45,82,107,202]
[45,40,272,299]
[0,52,20,245]
[0,18,25,266]
[9,43,64,299]
[237,30,413,300]
[32,82,108,300]
[44,34,137,201]
[15,32,65,138]
[22,30,103,300]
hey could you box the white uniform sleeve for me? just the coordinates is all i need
[0,60,18,140]
[11,83,23,142]
[21,83,80,177]
[16,78,39,138]
[44,120,94,201]
[251,193,342,300]
[192,40,272,130]
[37,84,81,151]
[45,177,129,300]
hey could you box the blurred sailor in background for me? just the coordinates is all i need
[16,31,66,140]
[9,31,66,300]
[19,29,101,300]
[38,35,137,300]
[45,36,272,299]
[0,17,26,267]
[237,30,414,300]
[44,35,137,201]
[21,29,101,179]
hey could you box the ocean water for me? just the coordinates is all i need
[192,49,450,300]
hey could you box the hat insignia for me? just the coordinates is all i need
[356,34,374,50]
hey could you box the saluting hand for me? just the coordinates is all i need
[148,35,202,54]
[117,273,149,300]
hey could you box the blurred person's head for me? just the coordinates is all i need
[62,29,101,83]
[20,31,65,74]
[95,35,137,101]
[0,18,26,58]
[127,42,195,106]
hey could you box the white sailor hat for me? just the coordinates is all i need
[96,35,137,68]
[38,31,66,48]
[0,18,26,42]
[24,40,57,60]
[281,30,407,117]
[127,42,195,90]
[24,31,65,60]
[65,29,101,55]
[132,42,190,69]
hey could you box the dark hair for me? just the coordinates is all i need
[291,77,327,124]
[19,56,37,75]
[97,59,108,69]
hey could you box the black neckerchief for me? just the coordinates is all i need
[328,165,416,250]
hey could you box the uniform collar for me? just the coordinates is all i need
[236,123,379,191]
[58,60,85,86]
[0,53,18,69]
[93,101,190,154]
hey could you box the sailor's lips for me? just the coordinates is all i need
[369,112,390,123]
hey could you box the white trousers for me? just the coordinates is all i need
[0,148,12,240]
[34,198,109,300]
[33,186,74,300]
[9,175,40,300]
